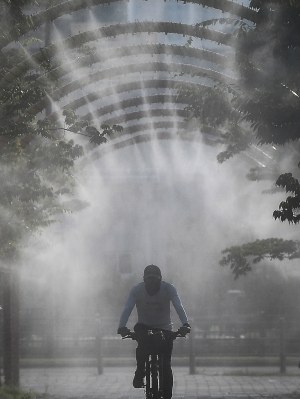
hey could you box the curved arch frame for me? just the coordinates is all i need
[0,21,234,90]
[0,0,257,49]
[1,1,255,154]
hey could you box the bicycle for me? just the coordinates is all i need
[123,328,188,399]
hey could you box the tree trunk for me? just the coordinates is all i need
[11,271,20,386]
[2,270,20,386]
[2,271,12,385]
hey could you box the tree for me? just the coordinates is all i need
[0,0,122,385]
[177,1,300,284]
[178,0,300,224]
[219,238,300,279]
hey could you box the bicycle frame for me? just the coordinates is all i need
[145,339,164,399]
[123,329,186,399]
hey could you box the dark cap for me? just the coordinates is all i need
[144,264,162,278]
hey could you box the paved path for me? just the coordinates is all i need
[20,366,300,398]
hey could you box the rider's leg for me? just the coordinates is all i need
[162,335,174,399]
[136,346,146,370]
[133,345,147,388]
[133,323,148,388]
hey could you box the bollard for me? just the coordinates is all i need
[95,314,103,375]
[279,317,286,374]
[188,328,196,375]
[96,334,103,375]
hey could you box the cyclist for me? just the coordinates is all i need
[117,264,191,399]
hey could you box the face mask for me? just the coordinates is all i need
[144,276,161,295]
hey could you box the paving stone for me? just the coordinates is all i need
[20,366,300,399]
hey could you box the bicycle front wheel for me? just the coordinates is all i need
[151,354,159,399]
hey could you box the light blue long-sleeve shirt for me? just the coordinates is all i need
[118,281,188,331]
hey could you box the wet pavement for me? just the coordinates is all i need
[20,366,300,399]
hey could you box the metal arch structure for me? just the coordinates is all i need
[1,22,234,88]
[23,41,230,113]
[1,0,257,50]
[81,125,224,168]
[2,1,257,155]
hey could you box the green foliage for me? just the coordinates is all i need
[179,0,300,224]
[86,124,123,145]
[231,1,300,150]
[216,122,250,163]
[0,3,123,261]
[273,173,300,223]
[220,238,300,279]
[0,384,36,399]
[195,18,253,35]
[178,84,233,128]
[0,1,39,47]
[61,110,123,145]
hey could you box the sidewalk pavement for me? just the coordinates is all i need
[20,366,300,399]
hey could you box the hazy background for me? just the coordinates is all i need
[14,0,300,343]
[19,137,299,336]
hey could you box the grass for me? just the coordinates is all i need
[223,369,292,376]
[20,358,98,367]
[0,385,39,399]
[19,355,300,369]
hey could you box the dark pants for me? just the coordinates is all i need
[134,323,174,399]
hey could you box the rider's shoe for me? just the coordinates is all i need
[133,369,145,388]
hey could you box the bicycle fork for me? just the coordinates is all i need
[146,354,164,399]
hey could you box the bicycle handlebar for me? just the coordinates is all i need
[122,328,189,340]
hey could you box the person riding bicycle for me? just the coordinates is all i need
[117,264,191,399]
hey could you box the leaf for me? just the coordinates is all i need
[219,239,300,278]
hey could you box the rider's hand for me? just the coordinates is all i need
[179,323,191,336]
[117,326,130,337]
